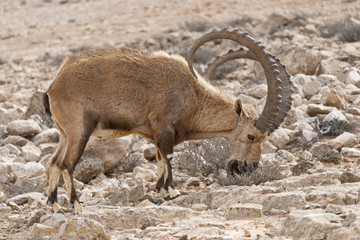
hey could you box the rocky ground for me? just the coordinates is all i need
[1,0,360,239]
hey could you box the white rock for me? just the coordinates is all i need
[301,130,318,142]
[262,141,278,154]
[248,84,267,99]
[307,104,336,116]
[329,132,359,150]
[262,191,306,212]
[0,163,9,184]
[324,109,347,122]
[6,192,44,206]
[309,142,333,158]
[320,58,350,83]
[22,142,42,162]
[268,128,291,149]
[341,147,360,158]
[345,69,360,86]
[31,223,54,239]
[58,217,110,240]
[6,119,42,137]
[227,203,263,219]
[132,166,156,182]
[303,81,321,98]
[4,144,21,156]
[34,128,59,145]
[83,136,133,173]
[10,162,45,179]
[281,209,343,239]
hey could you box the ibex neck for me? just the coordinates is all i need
[185,90,238,141]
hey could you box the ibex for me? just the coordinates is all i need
[43,28,292,213]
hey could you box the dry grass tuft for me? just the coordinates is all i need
[322,16,360,42]
[223,161,282,186]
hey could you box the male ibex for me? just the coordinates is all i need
[43,28,292,213]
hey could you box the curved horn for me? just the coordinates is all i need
[187,28,293,134]
[204,48,293,133]
[204,48,256,79]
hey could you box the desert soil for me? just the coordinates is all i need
[1,0,360,240]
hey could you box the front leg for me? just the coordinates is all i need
[151,120,181,199]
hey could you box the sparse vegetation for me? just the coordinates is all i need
[175,138,230,177]
[224,161,283,186]
[182,19,211,32]
[37,52,65,67]
[316,117,357,136]
[322,16,360,42]
[295,117,358,150]
[318,150,342,164]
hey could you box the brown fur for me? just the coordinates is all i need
[44,47,266,211]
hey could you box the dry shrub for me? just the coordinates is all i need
[175,138,231,177]
[322,16,360,42]
[223,161,283,186]
[318,150,342,164]
[38,52,65,67]
[316,118,357,136]
[182,19,211,32]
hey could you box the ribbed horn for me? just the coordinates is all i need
[204,48,256,79]
[187,28,293,134]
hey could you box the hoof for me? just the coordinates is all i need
[52,202,63,214]
[158,187,182,201]
[70,201,83,214]
[168,187,181,199]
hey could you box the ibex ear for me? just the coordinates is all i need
[234,99,242,116]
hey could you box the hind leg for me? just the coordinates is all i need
[47,128,67,213]
[60,131,92,213]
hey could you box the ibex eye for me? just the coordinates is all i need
[248,134,255,141]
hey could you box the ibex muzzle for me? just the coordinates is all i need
[43,28,292,213]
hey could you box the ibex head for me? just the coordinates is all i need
[187,28,293,177]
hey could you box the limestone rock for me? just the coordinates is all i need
[328,132,359,150]
[6,192,44,206]
[58,217,110,240]
[340,172,360,183]
[268,128,291,149]
[34,128,59,145]
[303,81,321,98]
[22,142,42,162]
[320,58,350,83]
[324,109,347,122]
[248,84,267,99]
[30,223,54,238]
[227,203,263,219]
[306,104,336,116]
[327,88,347,109]
[309,142,332,158]
[2,135,30,147]
[281,209,343,239]
[6,119,42,137]
[132,166,156,182]
[341,147,360,158]
[345,69,360,86]
[83,136,133,173]
[74,156,104,183]
[10,162,45,179]
[262,191,306,213]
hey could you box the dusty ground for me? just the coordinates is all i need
[1,0,358,61]
[1,0,360,240]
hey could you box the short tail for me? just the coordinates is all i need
[43,92,52,116]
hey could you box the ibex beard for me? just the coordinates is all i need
[43,28,292,213]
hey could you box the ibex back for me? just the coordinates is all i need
[43,28,292,213]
